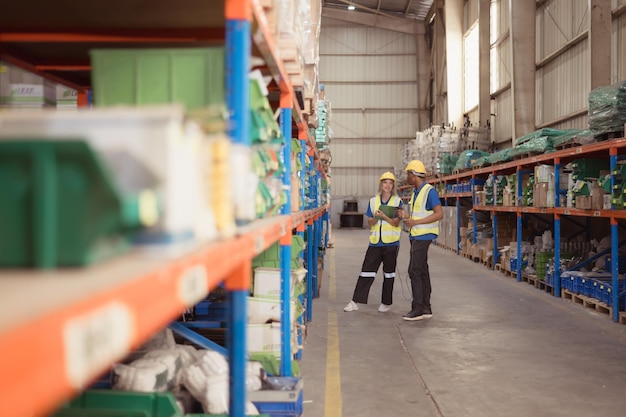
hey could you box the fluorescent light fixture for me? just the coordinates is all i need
[347,5,356,10]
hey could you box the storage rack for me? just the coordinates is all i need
[433,139,626,324]
[0,1,327,416]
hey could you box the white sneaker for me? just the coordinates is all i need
[378,303,391,313]
[344,301,359,312]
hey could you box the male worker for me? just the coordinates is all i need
[400,160,443,321]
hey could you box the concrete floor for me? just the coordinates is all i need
[299,228,626,417]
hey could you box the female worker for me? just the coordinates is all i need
[344,171,403,313]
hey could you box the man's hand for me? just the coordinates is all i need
[403,218,418,227]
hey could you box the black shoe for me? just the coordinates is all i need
[402,310,424,321]
[423,309,433,318]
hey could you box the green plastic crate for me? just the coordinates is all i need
[53,390,182,417]
[90,48,225,109]
[0,141,154,268]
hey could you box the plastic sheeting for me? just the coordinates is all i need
[454,149,490,171]
[588,80,626,134]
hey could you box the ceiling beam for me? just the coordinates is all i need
[404,0,415,15]
[334,0,409,21]
[321,8,417,34]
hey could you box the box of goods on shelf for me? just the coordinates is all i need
[315,100,330,145]
[90,46,247,226]
[248,295,303,328]
[90,48,224,108]
[249,239,307,357]
[612,162,626,209]
[247,321,300,360]
[250,72,290,219]
[532,165,555,208]
[252,235,306,269]
[440,206,468,251]
[56,85,78,110]
[252,267,307,300]
[275,0,322,89]
[0,105,230,267]
[0,60,56,108]
[562,158,610,210]
[291,138,303,211]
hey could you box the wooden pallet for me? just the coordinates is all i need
[462,252,480,262]
[594,130,624,141]
[522,274,536,286]
[536,279,555,295]
[472,164,490,171]
[501,268,518,279]
[452,168,470,175]
[513,151,543,161]
[561,289,615,319]
[553,141,582,151]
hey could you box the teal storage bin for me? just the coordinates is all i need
[0,141,156,268]
[90,47,225,109]
[53,390,182,417]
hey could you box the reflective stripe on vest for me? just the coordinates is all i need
[369,195,402,244]
[408,184,439,237]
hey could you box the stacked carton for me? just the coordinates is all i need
[248,235,307,359]
[56,85,78,110]
[0,61,56,109]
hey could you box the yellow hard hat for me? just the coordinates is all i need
[405,160,426,174]
[379,171,396,182]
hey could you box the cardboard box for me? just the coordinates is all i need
[603,194,612,210]
[247,322,297,358]
[253,267,306,299]
[533,183,549,207]
[534,164,554,183]
[591,184,606,210]
[575,195,592,210]
[248,296,300,325]
[502,189,513,206]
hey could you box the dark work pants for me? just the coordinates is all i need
[352,245,399,305]
[408,239,432,312]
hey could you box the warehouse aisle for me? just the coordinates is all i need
[299,227,626,417]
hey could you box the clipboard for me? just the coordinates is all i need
[377,205,398,218]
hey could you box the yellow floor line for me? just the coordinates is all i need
[324,312,341,417]
[328,246,336,301]
[324,248,341,417]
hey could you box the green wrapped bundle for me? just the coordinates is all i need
[515,128,570,146]
[489,148,512,164]
[508,136,553,158]
[439,153,459,174]
[453,149,491,171]
[588,80,626,133]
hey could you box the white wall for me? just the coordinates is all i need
[320,17,420,203]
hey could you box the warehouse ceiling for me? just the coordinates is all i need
[322,0,434,22]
